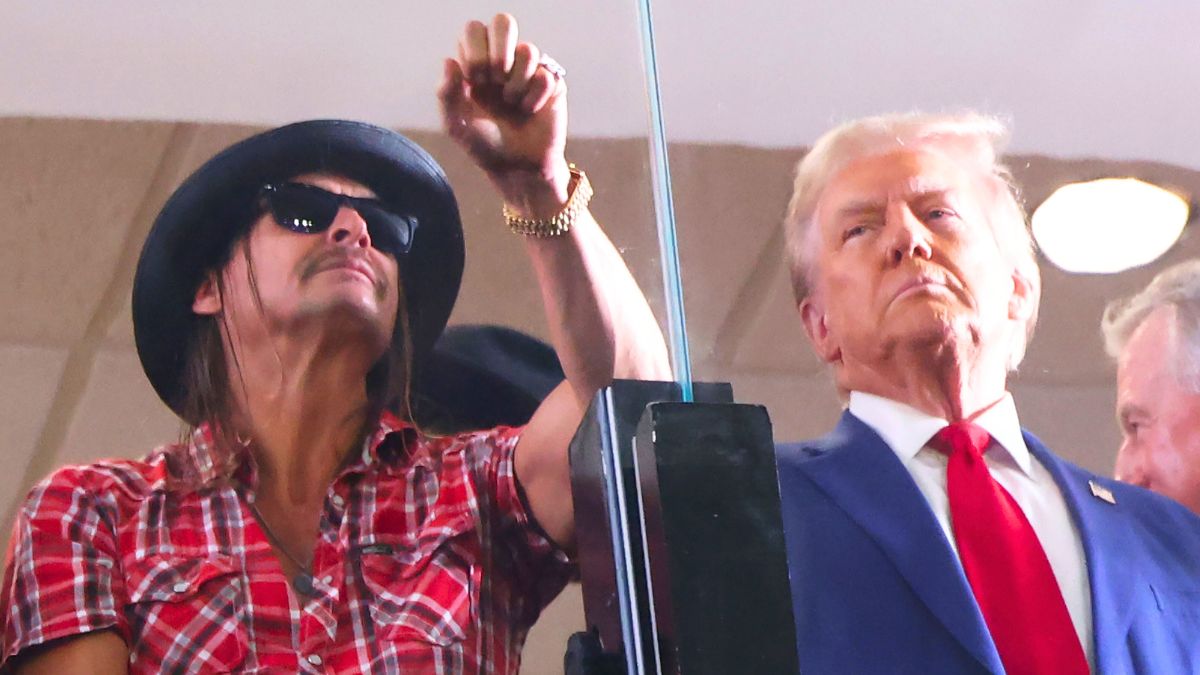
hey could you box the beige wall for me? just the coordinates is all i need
[4,117,1200,671]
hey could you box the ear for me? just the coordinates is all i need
[799,296,841,364]
[1008,269,1035,322]
[192,272,222,316]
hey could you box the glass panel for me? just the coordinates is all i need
[0,2,665,671]
[653,1,1200,475]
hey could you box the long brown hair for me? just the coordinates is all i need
[172,232,415,490]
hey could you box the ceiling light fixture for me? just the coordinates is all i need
[1031,178,1190,274]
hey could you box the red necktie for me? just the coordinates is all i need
[929,422,1089,675]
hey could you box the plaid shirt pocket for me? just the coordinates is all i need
[124,554,248,673]
[358,512,477,649]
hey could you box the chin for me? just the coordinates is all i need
[881,313,970,354]
[300,296,393,339]
[890,309,957,336]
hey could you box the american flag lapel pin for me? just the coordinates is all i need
[1089,480,1117,505]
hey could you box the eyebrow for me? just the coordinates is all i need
[835,200,885,220]
[1117,404,1148,423]
[833,188,955,220]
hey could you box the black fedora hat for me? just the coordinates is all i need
[133,120,464,421]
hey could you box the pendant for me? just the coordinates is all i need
[293,573,316,596]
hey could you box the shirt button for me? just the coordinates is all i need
[331,495,345,508]
[172,582,190,593]
[321,575,333,585]
[306,654,323,666]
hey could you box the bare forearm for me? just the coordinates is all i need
[525,207,670,408]
[442,14,669,548]
[516,205,669,549]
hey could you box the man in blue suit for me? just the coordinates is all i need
[776,112,1200,674]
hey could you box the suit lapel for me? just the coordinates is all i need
[1024,433,1138,672]
[799,412,1004,674]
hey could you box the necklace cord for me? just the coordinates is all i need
[247,497,314,573]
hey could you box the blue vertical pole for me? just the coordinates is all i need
[635,0,693,403]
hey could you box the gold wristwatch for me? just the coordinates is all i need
[503,165,593,237]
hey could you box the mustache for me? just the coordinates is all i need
[301,249,387,295]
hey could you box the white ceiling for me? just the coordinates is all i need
[4,0,1199,167]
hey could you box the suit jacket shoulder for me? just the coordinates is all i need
[1022,431,1200,672]
[776,415,1200,674]
[776,412,1001,674]
[1028,431,1200,568]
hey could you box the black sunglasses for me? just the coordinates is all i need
[259,182,417,254]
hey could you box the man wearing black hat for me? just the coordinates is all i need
[0,15,667,675]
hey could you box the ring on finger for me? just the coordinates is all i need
[538,54,567,82]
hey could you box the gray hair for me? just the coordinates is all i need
[782,111,1041,370]
[1102,259,1200,393]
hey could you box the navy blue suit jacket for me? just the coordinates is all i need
[776,412,1200,674]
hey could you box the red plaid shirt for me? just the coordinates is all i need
[1,413,573,673]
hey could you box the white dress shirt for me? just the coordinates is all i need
[848,391,1094,668]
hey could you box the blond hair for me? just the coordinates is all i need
[783,111,1040,370]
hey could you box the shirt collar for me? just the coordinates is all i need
[179,411,415,489]
[180,424,233,486]
[359,411,415,467]
[848,391,1032,475]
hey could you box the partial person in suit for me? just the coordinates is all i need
[1102,259,1200,515]
[775,112,1200,674]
